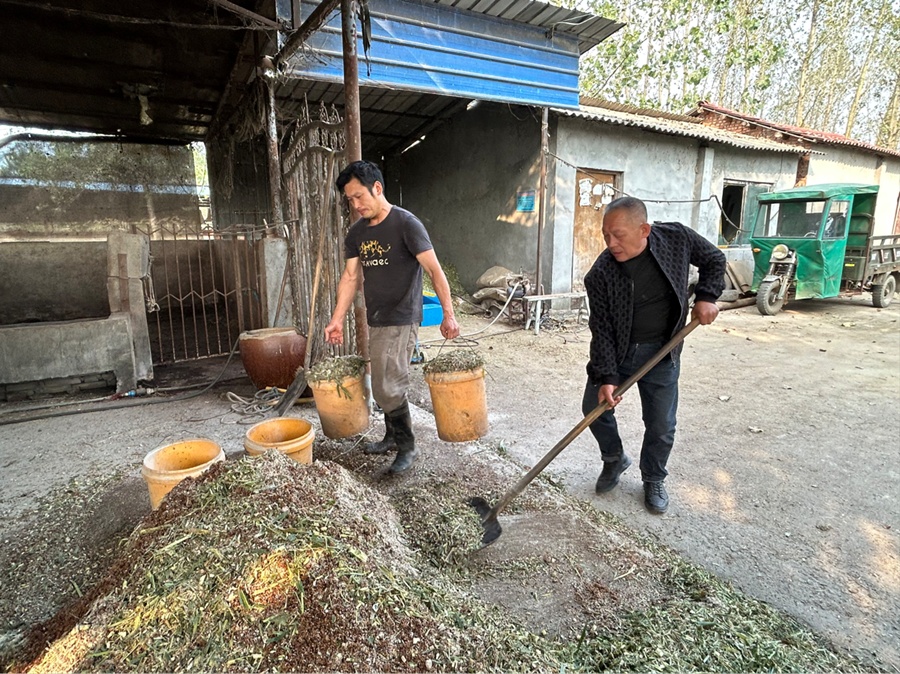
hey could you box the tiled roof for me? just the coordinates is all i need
[554,100,812,154]
[692,101,900,159]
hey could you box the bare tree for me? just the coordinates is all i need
[794,0,822,127]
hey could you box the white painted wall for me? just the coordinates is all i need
[710,148,797,201]
[553,119,698,292]
[391,106,895,297]
[709,148,800,266]
[553,117,804,289]
[807,148,900,234]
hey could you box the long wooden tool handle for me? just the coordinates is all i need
[486,318,701,519]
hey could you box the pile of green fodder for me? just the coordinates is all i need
[388,472,875,674]
[423,262,483,314]
[17,449,875,673]
[305,355,367,384]
[423,262,466,301]
[422,350,485,375]
[20,453,568,673]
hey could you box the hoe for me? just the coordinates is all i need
[469,318,701,547]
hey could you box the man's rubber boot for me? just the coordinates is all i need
[388,402,418,473]
[364,414,396,455]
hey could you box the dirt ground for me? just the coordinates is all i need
[444,295,899,671]
[0,293,898,670]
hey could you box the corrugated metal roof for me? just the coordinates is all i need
[580,97,698,123]
[277,80,472,158]
[554,102,814,154]
[430,0,623,54]
[693,101,900,159]
[0,0,621,143]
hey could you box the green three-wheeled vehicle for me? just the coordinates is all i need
[750,183,900,315]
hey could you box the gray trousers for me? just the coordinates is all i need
[368,324,418,413]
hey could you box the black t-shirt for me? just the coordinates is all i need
[344,206,433,326]
[621,246,677,343]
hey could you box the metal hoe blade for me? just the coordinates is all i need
[468,496,502,546]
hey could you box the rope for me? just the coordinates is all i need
[225,387,313,423]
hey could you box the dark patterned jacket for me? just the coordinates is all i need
[585,221,726,386]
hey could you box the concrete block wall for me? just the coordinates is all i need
[0,316,137,393]
[0,231,153,394]
[0,241,109,324]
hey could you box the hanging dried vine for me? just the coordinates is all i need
[281,100,348,367]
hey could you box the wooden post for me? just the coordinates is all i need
[535,106,549,295]
[341,0,369,374]
[341,0,362,163]
[264,72,284,231]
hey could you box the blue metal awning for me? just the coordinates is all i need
[285,0,619,109]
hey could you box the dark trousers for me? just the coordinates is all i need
[582,342,680,483]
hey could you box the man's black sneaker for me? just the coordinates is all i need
[595,454,632,493]
[644,481,669,514]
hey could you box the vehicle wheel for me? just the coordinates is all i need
[756,279,784,315]
[872,275,897,308]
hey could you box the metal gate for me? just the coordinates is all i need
[138,101,349,367]
[139,218,266,364]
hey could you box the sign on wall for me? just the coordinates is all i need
[516,189,535,212]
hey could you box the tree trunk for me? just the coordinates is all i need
[716,26,730,105]
[642,2,660,103]
[795,0,822,127]
[845,0,886,137]
[877,75,900,149]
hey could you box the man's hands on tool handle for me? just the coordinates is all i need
[598,300,718,409]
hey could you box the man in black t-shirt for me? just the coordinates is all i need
[325,161,460,473]
[583,196,725,513]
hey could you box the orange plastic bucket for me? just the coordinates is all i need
[141,438,225,509]
[309,373,369,439]
[244,417,315,464]
[424,367,488,442]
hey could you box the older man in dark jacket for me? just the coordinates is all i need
[584,196,725,514]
